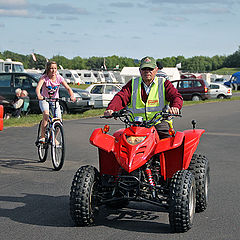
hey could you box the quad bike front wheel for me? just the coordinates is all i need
[188,154,210,212]
[169,170,196,233]
[70,165,100,226]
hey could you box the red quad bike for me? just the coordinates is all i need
[70,107,210,233]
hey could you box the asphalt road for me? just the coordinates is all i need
[0,101,240,240]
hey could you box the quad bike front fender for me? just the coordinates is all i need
[153,131,184,154]
[153,129,204,180]
[182,129,205,169]
[90,128,115,152]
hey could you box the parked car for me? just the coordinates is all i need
[85,83,123,108]
[212,78,227,84]
[209,83,232,99]
[171,79,211,101]
[0,72,94,114]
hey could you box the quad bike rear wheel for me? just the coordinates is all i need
[70,165,100,226]
[188,154,210,212]
[169,170,196,233]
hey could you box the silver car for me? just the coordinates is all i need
[85,83,123,108]
[209,83,232,99]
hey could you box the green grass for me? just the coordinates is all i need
[183,96,240,105]
[69,83,91,90]
[3,109,105,128]
[3,96,240,128]
[211,68,240,75]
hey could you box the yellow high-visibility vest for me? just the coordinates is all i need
[127,77,168,123]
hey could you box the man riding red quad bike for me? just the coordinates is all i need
[70,106,210,233]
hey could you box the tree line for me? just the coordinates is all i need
[1,46,240,73]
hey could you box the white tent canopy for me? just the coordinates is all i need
[120,67,140,77]
[120,67,180,83]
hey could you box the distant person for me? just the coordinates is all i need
[156,61,170,80]
[20,90,30,114]
[21,90,29,99]
[36,61,76,144]
[5,88,24,119]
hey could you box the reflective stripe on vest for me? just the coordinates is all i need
[127,77,167,121]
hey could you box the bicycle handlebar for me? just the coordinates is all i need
[42,97,60,102]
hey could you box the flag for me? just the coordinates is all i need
[103,58,107,70]
[32,53,37,62]
[176,63,181,69]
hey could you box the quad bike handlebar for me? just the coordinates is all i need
[101,105,181,128]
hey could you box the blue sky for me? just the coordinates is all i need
[0,0,239,60]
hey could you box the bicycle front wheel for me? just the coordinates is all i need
[37,120,48,162]
[51,122,65,171]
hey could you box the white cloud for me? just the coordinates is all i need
[0,0,27,9]
[39,4,88,15]
[0,9,28,17]
[110,2,134,8]
[149,0,236,4]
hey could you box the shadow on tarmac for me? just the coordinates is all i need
[0,158,53,171]
[0,193,172,233]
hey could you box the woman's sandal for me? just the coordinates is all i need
[39,137,45,144]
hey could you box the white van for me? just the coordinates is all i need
[76,70,97,84]
[58,69,83,84]
[93,71,106,83]
[103,71,118,83]
[0,58,25,73]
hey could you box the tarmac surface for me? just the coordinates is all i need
[0,101,240,240]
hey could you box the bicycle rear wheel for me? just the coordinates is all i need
[51,122,65,171]
[37,120,48,162]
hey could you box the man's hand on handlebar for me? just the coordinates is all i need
[169,107,180,115]
[104,109,114,117]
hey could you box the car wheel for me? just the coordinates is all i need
[192,95,201,101]
[217,95,225,99]
[59,102,68,114]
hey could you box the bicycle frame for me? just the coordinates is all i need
[45,98,63,144]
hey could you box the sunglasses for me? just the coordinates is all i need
[141,67,154,71]
[47,86,58,90]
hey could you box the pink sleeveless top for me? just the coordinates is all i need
[41,74,64,98]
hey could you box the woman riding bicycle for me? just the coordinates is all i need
[36,61,76,144]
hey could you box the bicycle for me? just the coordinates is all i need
[35,98,65,171]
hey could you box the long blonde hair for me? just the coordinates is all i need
[43,61,57,75]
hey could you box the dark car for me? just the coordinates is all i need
[0,72,94,113]
[171,79,210,101]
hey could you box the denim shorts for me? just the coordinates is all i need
[39,100,62,118]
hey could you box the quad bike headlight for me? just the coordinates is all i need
[126,136,146,145]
